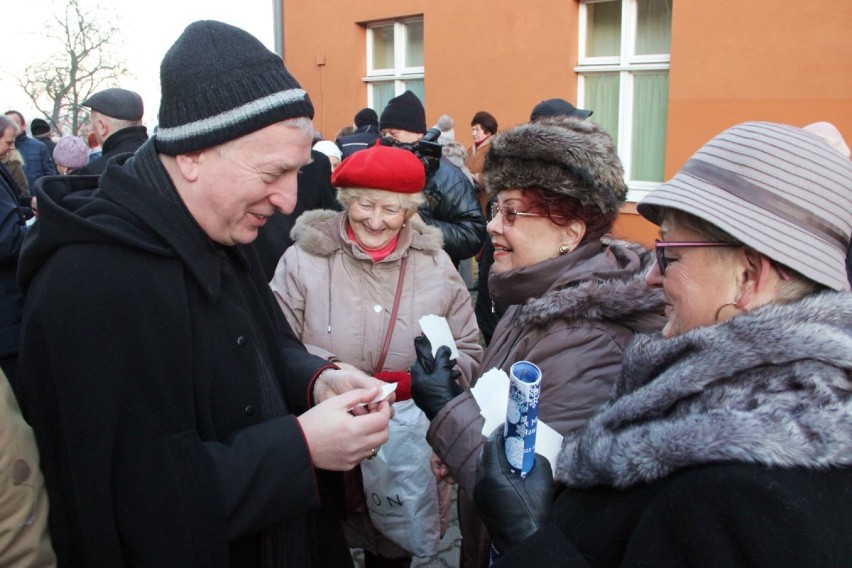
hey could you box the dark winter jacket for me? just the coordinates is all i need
[254,149,340,281]
[16,141,349,567]
[0,163,27,359]
[499,291,852,567]
[15,133,56,189]
[430,240,665,568]
[420,157,486,264]
[429,240,665,491]
[77,125,149,176]
[336,125,381,159]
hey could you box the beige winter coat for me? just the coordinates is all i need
[270,209,482,558]
[271,209,481,381]
[0,371,56,567]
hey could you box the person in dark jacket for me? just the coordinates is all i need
[254,149,341,280]
[336,107,381,159]
[29,118,57,155]
[0,115,29,389]
[379,90,486,265]
[474,121,852,568]
[410,116,664,568]
[16,20,392,568]
[3,111,56,189]
[76,88,149,176]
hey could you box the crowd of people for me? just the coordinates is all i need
[0,17,850,568]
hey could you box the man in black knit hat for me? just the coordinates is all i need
[379,90,486,265]
[15,20,392,568]
[335,107,381,159]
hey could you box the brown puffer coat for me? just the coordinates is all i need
[426,239,665,567]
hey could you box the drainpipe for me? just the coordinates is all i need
[273,0,284,59]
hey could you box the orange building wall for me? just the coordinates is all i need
[283,0,852,247]
[283,0,581,145]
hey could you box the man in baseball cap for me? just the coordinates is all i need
[16,20,391,567]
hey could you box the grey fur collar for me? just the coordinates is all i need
[290,209,444,258]
[556,291,852,489]
[516,240,665,330]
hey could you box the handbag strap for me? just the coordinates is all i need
[374,255,408,373]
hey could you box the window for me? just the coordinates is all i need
[365,19,424,112]
[577,0,672,201]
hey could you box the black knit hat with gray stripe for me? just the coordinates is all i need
[155,20,314,156]
[484,116,628,216]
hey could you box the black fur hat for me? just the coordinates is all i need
[483,116,627,216]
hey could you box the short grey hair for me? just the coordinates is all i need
[0,114,20,136]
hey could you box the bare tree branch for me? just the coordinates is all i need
[16,0,129,136]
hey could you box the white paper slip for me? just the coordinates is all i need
[471,368,510,436]
[349,382,397,410]
[534,421,563,474]
[418,314,459,360]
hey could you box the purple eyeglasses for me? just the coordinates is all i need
[653,240,739,275]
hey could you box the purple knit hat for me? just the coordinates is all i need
[53,135,90,169]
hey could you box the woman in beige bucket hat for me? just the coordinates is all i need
[473,121,852,567]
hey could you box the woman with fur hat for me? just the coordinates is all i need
[475,121,852,567]
[410,116,665,567]
[270,143,482,567]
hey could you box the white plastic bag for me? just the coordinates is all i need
[360,399,441,557]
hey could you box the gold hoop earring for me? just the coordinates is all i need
[559,244,571,255]
[714,302,739,323]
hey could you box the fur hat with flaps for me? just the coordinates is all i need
[484,116,627,216]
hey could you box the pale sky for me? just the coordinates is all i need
[0,0,275,131]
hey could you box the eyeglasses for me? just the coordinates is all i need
[654,240,739,276]
[491,203,562,226]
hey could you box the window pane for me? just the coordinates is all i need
[586,1,622,57]
[372,25,394,70]
[403,80,425,104]
[372,82,396,115]
[636,0,672,55]
[405,21,424,67]
[631,73,669,182]
[584,74,620,148]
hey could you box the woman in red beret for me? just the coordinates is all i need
[270,143,482,567]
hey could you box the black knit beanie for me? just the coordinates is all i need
[30,118,51,137]
[378,90,427,134]
[155,20,314,155]
[353,107,378,128]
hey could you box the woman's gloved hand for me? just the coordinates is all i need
[410,335,462,420]
[473,428,554,555]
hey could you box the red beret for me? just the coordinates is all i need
[331,143,425,193]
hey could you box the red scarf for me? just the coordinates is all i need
[347,224,399,262]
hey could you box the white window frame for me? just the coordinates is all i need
[364,18,424,108]
[576,0,671,203]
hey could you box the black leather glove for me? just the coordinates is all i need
[410,335,462,420]
[473,428,554,556]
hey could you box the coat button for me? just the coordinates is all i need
[244,405,256,416]
[373,304,383,313]
[237,335,247,346]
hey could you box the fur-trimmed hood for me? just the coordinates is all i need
[556,291,852,489]
[490,239,665,333]
[290,209,444,258]
[518,239,664,332]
